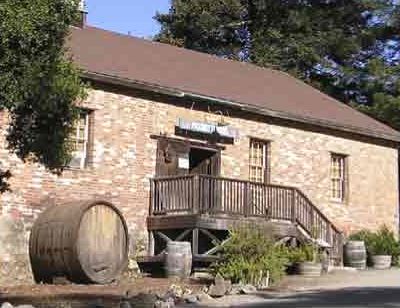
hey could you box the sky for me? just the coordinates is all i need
[86,0,171,38]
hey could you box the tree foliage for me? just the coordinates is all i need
[155,0,243,58]
[354,60,400,130]
[155,0,400,129]
[0,0,86,191]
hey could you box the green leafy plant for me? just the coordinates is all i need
[348,230,375,243]
[211,227,290,285]
[304,226,324,263]
[369,226,400,257]
[287,244,319,264]
[286,246,307,264]
[0,0,87,191]
[349,226,400,265]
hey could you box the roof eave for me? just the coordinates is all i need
[83,71,400,144]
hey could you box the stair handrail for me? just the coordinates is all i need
[151,174,343,255]
[293,188,341,234]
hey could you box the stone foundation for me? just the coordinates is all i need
[0,215,33,285]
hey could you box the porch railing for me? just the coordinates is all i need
[150,174,343,259]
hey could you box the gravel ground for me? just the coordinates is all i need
[0,277,204,307]
[182,268,400,307]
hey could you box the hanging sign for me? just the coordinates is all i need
[177,118,240,139]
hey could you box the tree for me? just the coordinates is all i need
[0,0,86,192]
[246,1,399,100]
[155,1,400,129]
[354,61,400,130]
[155,0,243,58]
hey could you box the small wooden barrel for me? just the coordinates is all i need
[344,241,367,270]
[298,262,322,277]
[29,200,129,284]
[165,241,192,278]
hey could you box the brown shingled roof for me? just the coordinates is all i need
[67,26,400,142]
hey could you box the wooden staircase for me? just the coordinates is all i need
[148,174,344,263]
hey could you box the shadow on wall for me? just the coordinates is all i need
[0,215,33,285]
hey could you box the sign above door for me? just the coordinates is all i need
[176,118,240,140]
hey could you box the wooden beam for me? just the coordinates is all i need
[193,254,220,263]
[203,238,231,255]
[175,228,193,242]
[192,228,199,255]
[148,231,155,256]
[203,246,220,256]
[150,134,226,150]
[155,231,172,243]
[158,228,194,256]
[275,236,292,246]
[199,228,221,245]
[290,236,298,247]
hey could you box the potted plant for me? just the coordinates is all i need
[290,243,323,277]
[369,226,399,270]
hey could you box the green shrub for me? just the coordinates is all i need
[370,226,400,257]
[287,244,318,264]
[349,226,400,265]
[286,246,307,264]
[211,227,290,285]
[348,229,375,244]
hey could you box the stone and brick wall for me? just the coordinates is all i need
[0,83,398,249]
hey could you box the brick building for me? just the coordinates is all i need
[1,22,399,263]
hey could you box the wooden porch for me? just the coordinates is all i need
[145,174,344,265]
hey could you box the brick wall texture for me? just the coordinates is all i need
[0,85,398,240]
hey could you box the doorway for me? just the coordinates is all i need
[189,146,221,212]
[189,147,220,176]
[155,138,221,177]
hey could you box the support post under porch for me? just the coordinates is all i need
[192,228,199,255]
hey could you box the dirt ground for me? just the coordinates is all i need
[2,269,400,307]
[0,277,199,297]
[0,277,205,307]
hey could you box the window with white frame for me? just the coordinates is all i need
[330,154,347,202]
[249,139,269,183]
[68,111,90,169]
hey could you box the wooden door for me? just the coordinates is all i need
[189,148,221,212]
[156,139,190,177]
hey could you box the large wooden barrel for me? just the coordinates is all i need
[29,200,129,284]
[344,241,367,270]
[165,241,192,278]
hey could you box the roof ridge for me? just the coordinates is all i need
[84,25,284,73]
